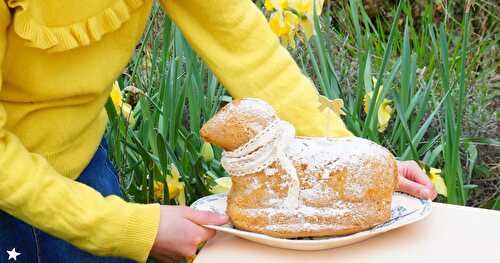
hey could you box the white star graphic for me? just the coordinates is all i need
[6,248,20,261]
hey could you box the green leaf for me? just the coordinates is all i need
[493,197,500,211]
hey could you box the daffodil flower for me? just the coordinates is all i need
[269,10,300,48]
[428,167,447,197]
[210,177,232,194]
[289,0,324,39]
[110,81,135,125]
[153,164,186,204]
[290,0,324,15]
[154,181,165,201]
[266,0,324,46]
[110,82,123,111]
[265,0,289,11]
[363,78,393,132]
[153,176,182,203]
[169,164,186,205]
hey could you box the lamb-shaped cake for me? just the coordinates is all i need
[200,98,398,238]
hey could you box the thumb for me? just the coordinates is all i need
[183,208,229,225]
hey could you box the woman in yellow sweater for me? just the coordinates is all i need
[0,0,437,262]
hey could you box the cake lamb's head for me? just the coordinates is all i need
[200,98,277,151]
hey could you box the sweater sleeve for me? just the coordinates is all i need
[0,118,160,261]
[0,132,160,261]
[160,0,352,137]
[0,8,159,263]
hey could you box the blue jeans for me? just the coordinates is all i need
[0,138,135,263]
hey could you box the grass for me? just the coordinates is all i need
[106,0,499,212]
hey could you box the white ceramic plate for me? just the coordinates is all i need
[191,192,432,251]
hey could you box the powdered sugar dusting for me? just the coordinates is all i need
[264,168,278,176]
[239,205,351,218]
[287,137,391,199]
[300,183,337,200]
[236,197,359,232]
[243,177,261,195]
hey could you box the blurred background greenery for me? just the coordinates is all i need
[106,0,499,217]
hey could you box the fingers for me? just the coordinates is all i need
[397,160,438,200]
[399,161,434,187]
[152,206,222,260]
[398,176,437,200]
[183,208,229,225]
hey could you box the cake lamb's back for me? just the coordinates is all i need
[201,98,398,238]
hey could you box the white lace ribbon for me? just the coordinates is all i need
[221,120,300,209]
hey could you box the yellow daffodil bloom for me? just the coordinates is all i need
[269,10,300,48]
[290,0,314,39]
[363,77,393,132]
[265,0,289,11]
[169,164,186,205]
[153,164,186,204]
[290,0,324,15]
[289,0,324,39]
[166,176,181,200]
[153,177,182,202]
[283,11,300,48]
[428,168,447,197]
[211,177,232,194]
[267,0,324,46]
[292,0,312,14]
[301,18,314,39]
[153,181,165,201]
[110,81,135,125]
[265,0,274,11]
[110,82,123,110]
[269,11,287,36]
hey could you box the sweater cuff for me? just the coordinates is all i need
[116,203,161,262]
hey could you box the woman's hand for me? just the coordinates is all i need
[150,206,228,262]
[397,160,438,200]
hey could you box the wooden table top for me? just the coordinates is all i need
[194,203,500,263]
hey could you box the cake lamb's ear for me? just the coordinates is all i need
[200,98,278,151]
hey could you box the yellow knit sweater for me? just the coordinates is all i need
[0,0,351,262]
